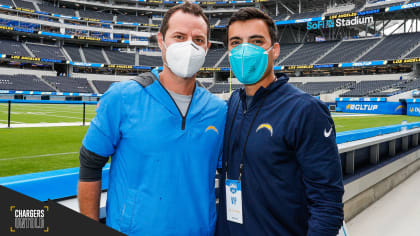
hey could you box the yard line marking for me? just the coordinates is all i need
[0,111,83,119]
[0,122,90,128]
[0,152,79,161]
[0,120,24,124]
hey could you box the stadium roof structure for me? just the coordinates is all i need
[263,0,366,15]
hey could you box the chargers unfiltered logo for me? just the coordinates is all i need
[10,206,49,232]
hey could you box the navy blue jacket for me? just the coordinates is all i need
[216,74,344,236]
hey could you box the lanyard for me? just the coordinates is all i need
[225,94,267,180]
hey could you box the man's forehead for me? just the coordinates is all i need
[228,19,270,39]
[167,11,207,35]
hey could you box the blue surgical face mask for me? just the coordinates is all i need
[229,43,273,85]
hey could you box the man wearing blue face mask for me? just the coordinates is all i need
[215,8,344,236]
[77,3,227,235]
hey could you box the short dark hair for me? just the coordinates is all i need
[160,2,210,41]
[227,7,278,45]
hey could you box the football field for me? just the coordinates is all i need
[1,103,420,177]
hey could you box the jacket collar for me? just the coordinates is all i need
[238,73,289,107]
[145,69,208,118]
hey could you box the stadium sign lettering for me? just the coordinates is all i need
[348,104,378,111]
[200,67,221,71]
[108,65,133,69]
[402,58,420,63]
[328,12,357,19]
[0,25,13,30]
[76,36,100,41]
[288,65,314,69]
[82,18,100,22]
[392,57,420,64]
[9,55,41,61]
[307,16,373,30]
[15,7,35,13]
[336,16,373,27]
[409,107,420,113]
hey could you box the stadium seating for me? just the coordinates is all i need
[282,41,339,65]
[208,83,243,94]
[42,76,94,93]
[340,80,403,97]
[26,44,66,61]
[325,3,357,16]
[318,38,380,64]
[288,11,323,20]
[13,0,35,9]
[407,46,420,58]
[0,74,55,92]
[38,3,76,16]
[272,15,287,21]
[209,18,219,25]
[92,80,116,94]
[79,9,115,21]
[358,33,420,61]
[64,45,83,62]
[203,49,226,67]
[296,81,355,96]
[276,44,301,64]
[138,55,162,67]
[364,1,405,10]
[117,14,149,24]
[82,47,107,64]
[0,0,13,6]
[105,50,135,65]
[218,17,229,26]
[218,54,230,67]
[371,79,420,97]
[0,39,31,57]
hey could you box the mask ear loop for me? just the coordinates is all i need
[264,45,274,54]
[229,67,232,94]
[162,41,170,68]
[228,51,232,94]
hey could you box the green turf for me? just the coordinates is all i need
[0,103,96,124]
[333,115,420,132]
[0,126,89,177]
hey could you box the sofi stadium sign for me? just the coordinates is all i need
[307,16,374,30]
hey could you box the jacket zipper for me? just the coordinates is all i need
[159,82,195,131]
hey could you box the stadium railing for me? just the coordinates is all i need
[0,99,98,128]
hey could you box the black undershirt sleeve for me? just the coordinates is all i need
[79,145,109,182]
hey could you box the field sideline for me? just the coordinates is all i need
[1,103,420,177]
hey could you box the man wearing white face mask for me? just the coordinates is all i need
[77,3,227,236]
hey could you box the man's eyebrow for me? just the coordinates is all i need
[249,35,265,39]
[193,34,206,38]
[229,36,241,41]
[172,31,187,35]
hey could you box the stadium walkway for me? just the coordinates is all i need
[347,169,420,236]
[0,122,90,128]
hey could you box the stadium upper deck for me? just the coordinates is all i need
[0,0,419,77]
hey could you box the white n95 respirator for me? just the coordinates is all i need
[164,41,207,78]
